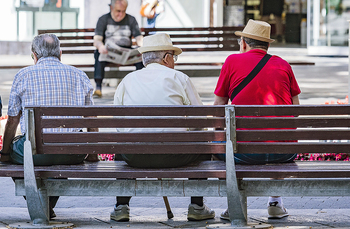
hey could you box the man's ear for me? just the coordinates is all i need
[162,54,170,66]
[59,50,62,61]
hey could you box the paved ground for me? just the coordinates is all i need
[0,44,350,228]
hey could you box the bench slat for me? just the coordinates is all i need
[40,117,225,129]
[40,142,225,155]
[236,161,350,179]
[142,26,244,32]
[38,28,95,33]
[237,117,350,128]
[57,35,94,40]
[60,42,94,47]
[61,50,95,54]
[34,106,226,116]
[235,105,350,116]
[238,129,350,141]
[237,142,350,154]
[42,131,226,143]
[6,161,350,179]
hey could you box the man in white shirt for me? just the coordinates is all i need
[112,33,215,222]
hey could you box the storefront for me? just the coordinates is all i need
[224,0,307,43]
[308,0,350,55]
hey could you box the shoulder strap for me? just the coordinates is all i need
[230,54,272,101]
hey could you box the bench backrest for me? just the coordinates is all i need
[142,27,243,52]
[25,105,226,156]
[227,105,350,155]
[38,26,243,55]
[25,105,350,156]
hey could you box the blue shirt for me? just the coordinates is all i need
[8,57,94,134]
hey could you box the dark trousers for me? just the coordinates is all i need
[115,154,210,207]
[94,50,144,89]
[10,134,86,211]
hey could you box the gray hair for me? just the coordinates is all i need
[242,37,269,50]
[142,51,167,66]
[111,0,128,7]
[31,34,61,60]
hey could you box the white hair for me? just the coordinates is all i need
[142,51,168,66]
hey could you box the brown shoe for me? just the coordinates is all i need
[93,89,102,98]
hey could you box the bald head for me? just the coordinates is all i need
[31,34,61,60]
[111,0,128,7]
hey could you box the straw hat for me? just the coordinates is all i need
[138,33,182,55]
[235,19,275,43]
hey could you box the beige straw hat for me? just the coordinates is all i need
[235,19,275,43]
[138,33,182,55]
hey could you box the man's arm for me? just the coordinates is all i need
[93,35,108,54]
[1,113,21,161]
[292,95,300,105]
[135,35,143,47]
[214,95,229,105]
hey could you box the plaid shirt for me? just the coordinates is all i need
[8,57,94,134]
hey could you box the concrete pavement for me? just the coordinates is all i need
[0,45,350,228]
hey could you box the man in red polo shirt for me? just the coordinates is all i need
[214,20,301,220]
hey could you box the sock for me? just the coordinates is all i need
[95,79,102,90]
[191,197,203,207]
[268,197,283,207]
[116,196,131,207]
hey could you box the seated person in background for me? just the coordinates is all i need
[213,20,301,220]
[0,33,97,218]
[93,0,144,97]
[112,33,215,222]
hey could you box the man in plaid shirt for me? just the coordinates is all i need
[0,33,96,218]
[1,34,95,163]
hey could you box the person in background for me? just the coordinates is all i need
[111,33,215,222]
[260,0,284,42]
[93,0,143,97]
[140,0,164,28]
[213,20,301,220]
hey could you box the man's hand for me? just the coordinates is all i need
[2,113,21,156]
[94,35,108,54]
[98,45,108,54]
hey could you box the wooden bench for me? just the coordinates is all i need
[2,104,350,228]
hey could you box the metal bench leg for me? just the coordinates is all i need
[8,109,73,229]
[207,106,271,229]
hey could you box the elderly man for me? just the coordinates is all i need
[214,20,301,220]
[93,0,143,97]
[111,33,215,222]
[0,33,96,218]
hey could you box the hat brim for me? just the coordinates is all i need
[235,31,275,43]
[138,45,182,55]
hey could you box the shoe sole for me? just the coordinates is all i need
[110,214,130,222]
[187,213,215,221]
[268,206,289,219]
[220,215,230,221]
[268,214,288,219]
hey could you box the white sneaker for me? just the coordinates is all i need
[267,201,289,219]
[187,203,215,221]
[110,204,130,222]
[220,209,230,220]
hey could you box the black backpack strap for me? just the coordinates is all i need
[230,54,272,101]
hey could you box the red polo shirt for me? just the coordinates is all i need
[214,49,301,105]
